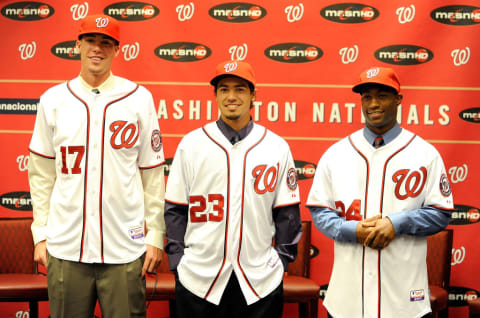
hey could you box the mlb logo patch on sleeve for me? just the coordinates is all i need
[410,289,425,302]
[128,226,145,240]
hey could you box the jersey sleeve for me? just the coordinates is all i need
[29,98,55,158]
[137,87,165,168]
[272,141,300,208]
[423,150,454,210]
[165,137,191,205]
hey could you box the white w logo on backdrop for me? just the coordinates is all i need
[19,42,36,60]
[285,3,304,22]
[339,45,358,64]
[122,42,140,61]
[16,155,29,172]
[451,47,470,66]
[396,5,415,24]
[176,2,195,21]
[448,164,468,183]
[71,3,89,21]
[229,44,248,61]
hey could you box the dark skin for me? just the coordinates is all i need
[355,84,403,249]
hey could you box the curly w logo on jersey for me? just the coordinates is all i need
[252,163,279,194]
[110,120,139,149]
[392,167,427,199]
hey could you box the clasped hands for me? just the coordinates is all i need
[356,215,396,250]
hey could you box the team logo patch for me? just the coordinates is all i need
[410,289,425,302]
[287,168,298,190]
[439,173,452,197]
[151,129,162,152]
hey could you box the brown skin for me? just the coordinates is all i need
[215,77,256,132]
[360,84,403,135]
[355,84,402,249]
[33,34,162,276]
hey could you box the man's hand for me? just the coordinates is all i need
[363,217,396,250]
[142,244,163,277]
[34,241,47,267]
[356,215,380,245]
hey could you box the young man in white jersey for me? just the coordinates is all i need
[307,66,454,318]
[28,14,165,317]
[164,60,302,318]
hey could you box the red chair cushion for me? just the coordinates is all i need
[283,275,320,302]
[0,274,48,301]
[146,272,175,300]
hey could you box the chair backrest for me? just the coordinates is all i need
[0,217,35,274]
[288,220,311,277]
[426,229,453,289]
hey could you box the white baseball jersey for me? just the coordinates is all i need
[165,122,300,305]
[307,128,453,318]
[29,75,165,264]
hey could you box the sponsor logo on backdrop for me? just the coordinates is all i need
[1,1,54,20]
[104,2,159,21]
[229,44,248,61]
[320,3,379,23]
[164,158,173,177]
[450,204,480,225]
[451,247,466,266]
[285,3,304,22]
[459,108,480,123]
[448,164,468,183]
[294,160,316,180]
[17,155,29,172]
[209,2,267,23]
[431,5,480,26]
[319,284,328,299]
[19,41,36,60]
[265,43,323,63]
[71,2,89,20]
[0,98,38,114]
[0,192,32,211]
[122,42,140,61]
[451,47,470,66]
[396,5,415,24]
[154,42,211,62]
[176,2,194,21]
[375,45,433,65]
[339,45,358,64]
[448,287,479,306]
[51,40,80,60]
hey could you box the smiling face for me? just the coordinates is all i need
[77,33,119,86]
[360,84,403,135]
[215,76,256,131]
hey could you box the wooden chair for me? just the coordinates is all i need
[284,220,320,318]
[427,229,453,318]
[0,217,48,318]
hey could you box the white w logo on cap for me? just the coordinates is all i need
[95,17,109,28]
[366,67,380,78]
[224,61,238,73]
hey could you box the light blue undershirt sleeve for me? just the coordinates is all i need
[387,206,451,236]
[308,206,359,243]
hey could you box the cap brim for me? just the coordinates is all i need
[210,74,254,88]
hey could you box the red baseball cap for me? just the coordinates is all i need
[352,66,401,93]
[78,14,120,43]
[210,60,256,89]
